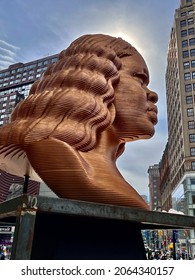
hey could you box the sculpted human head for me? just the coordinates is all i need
[0,34,157,209]
[1,34,158,152]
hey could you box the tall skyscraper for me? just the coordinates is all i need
[161,0,195,255]
[0,53,58,202]
[165,0,195,213]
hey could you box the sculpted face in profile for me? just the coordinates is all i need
[0,34,158,209]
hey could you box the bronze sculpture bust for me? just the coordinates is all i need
[0,34,158,209]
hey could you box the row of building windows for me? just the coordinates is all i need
[0,100,15,109]
[181,27,195,37]
[183,48,195,57]
[180,17,194,27]
[182,37,195,47]
[0,68,48,88]
[0,67,47,83]
[0,94,17,101]
[0,113,9,119]
[0,74,42,88]
[185,83,195,91]
[184,60,195,69]
[0,67,47,84]
[0,85,32,96]
[0,57,57,78]
[184,71,195,80]
[186,95,195,103]
[181,6,193,18]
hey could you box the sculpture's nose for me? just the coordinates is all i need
[147,89,158,104]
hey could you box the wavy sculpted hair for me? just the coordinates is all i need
[2,34,138,152]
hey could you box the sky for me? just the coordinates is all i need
[0,0,180,197]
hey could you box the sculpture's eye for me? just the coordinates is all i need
[133,72,148,86]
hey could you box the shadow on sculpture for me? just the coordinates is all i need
[0,34,158,210]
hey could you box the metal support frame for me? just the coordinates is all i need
[0,195,195,260]
[11,210,36,259]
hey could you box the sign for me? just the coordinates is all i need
[0,226,12,233]
[6,183,23,200]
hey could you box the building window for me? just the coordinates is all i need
[192,71,195,79]
[186,96,193,103]
[181,20,187,27]
[187,108,194,116]
[188,18,194,25]
[190,147,195,155]
[189,121,195,129]
[191,60,195,68]
[51,58,58,63]
[190,49,195,56]
[192,162,195,170]
[28,64,37,69]
[182,40,188,47]
[181,30,187,37]
[188,28,195,35]
[181,11,187,17]
[184,61,190,69]
[190,38,195,46]
[183,50,189,57]
[17,68,23,73]
[9,95,16,100]
[189,134,195,142]
[185,84,192,92]
[184,72,191,80]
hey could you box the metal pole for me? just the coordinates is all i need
[23,175,29,194]
[173,230,177,260]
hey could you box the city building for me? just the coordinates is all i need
[147,164,161,210]
[165,0,195,213]
[159,143,172,211]
[0,53,58,202]
[159,0,195,255]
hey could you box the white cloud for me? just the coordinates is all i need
[0,40,20,69]
[0,40,20,51]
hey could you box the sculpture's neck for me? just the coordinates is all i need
[77,127,126,185]
[88,126,125,163]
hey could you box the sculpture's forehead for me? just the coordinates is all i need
[121,53,149,74]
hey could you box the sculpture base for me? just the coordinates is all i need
[1,195,195,260]
[31,212,146,260]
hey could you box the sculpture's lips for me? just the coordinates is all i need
[147,105,158,125]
